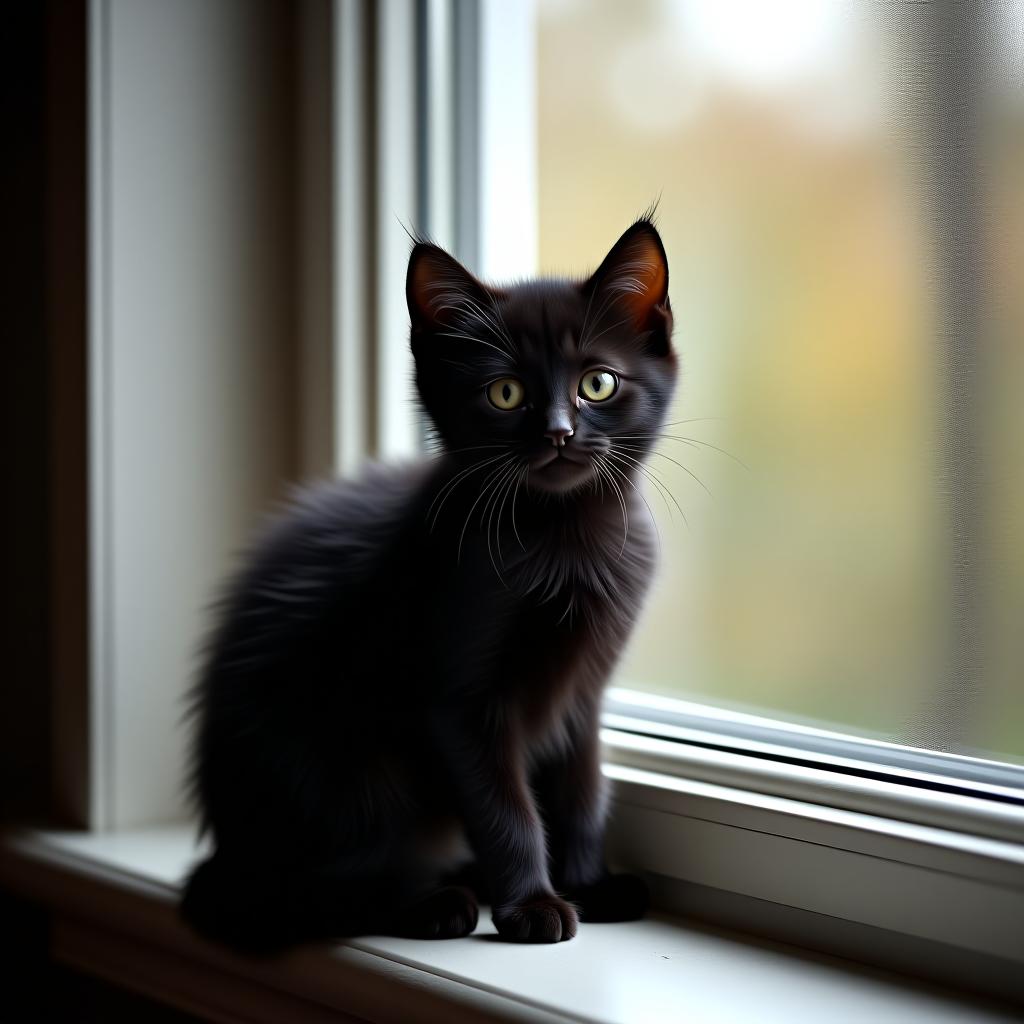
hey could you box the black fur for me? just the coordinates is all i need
[182,218,676,949]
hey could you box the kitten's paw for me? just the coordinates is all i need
[395,885,479,939]
[568,872,648,923]
[493,893,578,943]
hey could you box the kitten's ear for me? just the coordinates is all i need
[406,243,493,334]
[583,219,673,355]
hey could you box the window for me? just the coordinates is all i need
[16,1,1020,1009]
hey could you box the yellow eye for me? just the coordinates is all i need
[579,370,618,402]
[488,377,525,410]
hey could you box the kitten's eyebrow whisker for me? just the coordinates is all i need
[582,314,633,350]
[456,296,515,350]
[577,278,601,353]
[460,321,512,359]
[577,292,606,352]
[488,302,517,352]
[455,310,511,354]
[435,329,512,361]
[578,289,622,351]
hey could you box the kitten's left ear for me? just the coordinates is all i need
[583,219,673,356]
[406,242,495,335]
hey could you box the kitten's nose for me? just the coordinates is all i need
[545,421,574,447]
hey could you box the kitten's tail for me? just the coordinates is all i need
[180,853,293,953]
[180,852,386,952]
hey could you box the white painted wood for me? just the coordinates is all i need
[4,828,1016,1024]
[605,782,1023,962]
[88,0,295,828]
[334,0,373,473]
[425,0,456,251]
[88,0,115,831]
[297,0,336,479]
[601,728,1024,844]
[375,0,420,457]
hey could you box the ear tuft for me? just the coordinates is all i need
[407,243,491,333]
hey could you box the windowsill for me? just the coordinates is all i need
[1,826,1017,1024]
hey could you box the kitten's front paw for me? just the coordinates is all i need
[493,893,578,943]
[395,885,479,939]
[568,872,648,922]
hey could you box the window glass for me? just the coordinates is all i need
[536,0,1023,763]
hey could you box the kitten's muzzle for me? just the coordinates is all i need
[530,448,589,471]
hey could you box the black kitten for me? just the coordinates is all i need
[182,218,677,949]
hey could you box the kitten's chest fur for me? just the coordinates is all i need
[433,489,656,751]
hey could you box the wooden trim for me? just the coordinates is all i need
[54,919,368,1024]
[47,0,90,830]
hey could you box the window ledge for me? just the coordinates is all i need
[600,733,1024,1003]
[1,826,1018,1024]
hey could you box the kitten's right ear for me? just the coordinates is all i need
[406,243,493,334]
